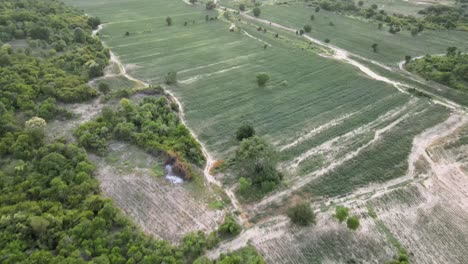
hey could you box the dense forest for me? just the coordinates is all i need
[0,0,263,263]
[406,47,468,90]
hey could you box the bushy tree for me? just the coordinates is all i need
[219,215,241,236]
[74,27,86,43]
[87,16,101,29]
[372,43,378,52]
[304,24,312,33]
[206,1,216,10]
[334,205,349,223]
[234,136,281,191]
[166,16,172,26]
[347,216,360,230]
[239,4,246,11]
[256,72,270,86]
[165,71,177,84]
[236,124,256,141]
[253,7,261,17]
[98,82,111,94]
[287,203,316,226]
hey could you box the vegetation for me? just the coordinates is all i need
[206,1,216,10]
[234,136,282,196]
[165,71,178,85]
[287,203,316,226]
[253,7,261,17]
[405,48,468,90]
[304,24,312,33]
[166,16,173,26]
[75,97,204,165]
[334,205,349,223]
[219,214,241,236]
[236,124,256,141]
[256,72,270,86]
[346,216,360,230]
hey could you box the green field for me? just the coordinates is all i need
[66,0,451,197]
[242,1,468,65]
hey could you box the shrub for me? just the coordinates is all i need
[239,4,245,11]
[256,73,270,86]
[347,216,360,230]
[304,24,312,32]
[219,215,241,236]
[165,71,177,85]
[287,203,316,226]
[334,205,349,223]
[253,7,261,17]
[236,124,256,141]
[206,1,216,10]
[98,83,110,94]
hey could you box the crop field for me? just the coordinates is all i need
[64,0,467,262]
[90,142,223,242]
[247,1,468,65]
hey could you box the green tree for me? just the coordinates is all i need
[239,4,246,11]
[234,136,280,187]
[358,1,364,7]
[253,7,261,17]
[206,1,216,10]
[347,216,360,230]
[304,24,312,33]
[310,15,315,21]
[446,46,457,57]
[334,205,349,223]
[219,215,241,236]
[256,72,270,86]
[98,82,111,94]
[74,27,86,43]
[404,55,412,64]
[287,203,316,226]
[87,17,101,29]
[372,43,378,52]
[165,71,177,84]
[236,124,256,141]
[166,16,172,26]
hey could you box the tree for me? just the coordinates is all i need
[125,31,130,36]
[371,4,378,9]
[29,216,50,238]
[304,24,312,33]
[87,17,101,29]
[378,23,383,30]
[253,7,261,17]
[74,27,86,43]
[256,73,270,86]
[446,46,457,57]
[287,203,316,226]
[358,1,364,7]
[236,124,255,141]
[315,7,320,12]
[324,38,330,43]
[219,215,241,236]
[239,4,245,11]
[189,0,197,4]
[238,177,252,195]
[372,43,378,52]
[404,55,412,64]
[98,83,110,94]
[310,15,315,21]
[166,16,172,26]
[334,206,349,223]
[0,53,11,66]
[410,27,418,36]
[347,216,360,230]
[165,71,177,84]
[206,1,216,10]
[234,136,281,188]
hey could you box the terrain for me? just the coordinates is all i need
[3,0,467,262]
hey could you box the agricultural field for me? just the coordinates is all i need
[242,1,468,65]
[61,0,468,262]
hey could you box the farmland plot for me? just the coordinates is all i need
[90,142,223,242]
[252,2,468,65]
